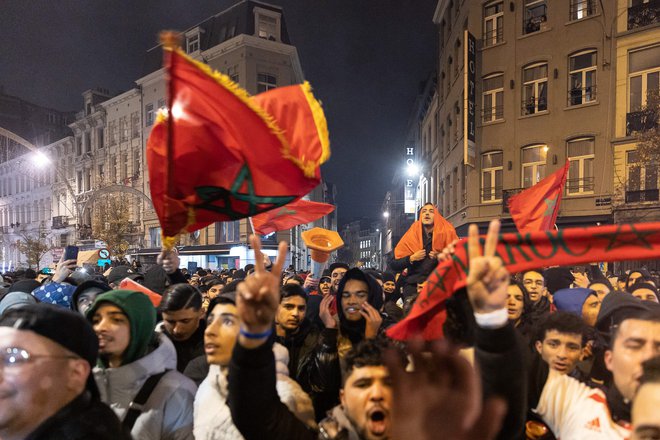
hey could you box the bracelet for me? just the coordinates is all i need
[239,326,273,339]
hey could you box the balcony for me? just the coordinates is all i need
[502,188,524,213]
[480,187,503,203]
[628,0,660,30]
[625,188,659,203]
[568,86,597,107]
[482,27,503,48]
[566,177,595,194]
[626,109,658,136]
[482,105,504,123]
[522,96,548,116]
[52,215,69,229]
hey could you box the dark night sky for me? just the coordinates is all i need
[1,0,438,226]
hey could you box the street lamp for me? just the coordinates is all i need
[382,211,390,218]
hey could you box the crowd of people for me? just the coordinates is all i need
[0,205,659,439]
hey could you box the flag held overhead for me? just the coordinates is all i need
[147,40,330,248]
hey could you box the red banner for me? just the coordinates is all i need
[251,199,335,235]
[387,222,660,341]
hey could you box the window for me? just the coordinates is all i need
[227,65,239,83]
[522,63,548,115]
[628,45,660,112]
[569,51,597,106]
[481,151,503,202]
[524,0,547,34]
[626,150,659,202]
[131,112,140,139]
[454,101,461,142]
[628,0,659,30]
[522,145,547,188]
[97,128,104,149]
[483,1,504,47]
[257,14,278,40]
[145,103,154,127]
[133,151,140,176]
[110,155,117,182]
[186,34,200,54]
[257,73,277,93]
[452,167,459,212]
[76,137,82,156]
[84,132,91,153]
[567,137,595,194]
[121,153,128,180]
[215,220,241,243]
[108,121,117,146]
[120,116,128,142]
[149,227,162,248]
[77,170,83,193]
[570,0,596,20]
[483,73,504,122]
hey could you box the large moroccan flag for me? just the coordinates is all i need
[251,199,335,235]
[147,41,330,248]
[387,222,660,341]
[508,160,569,233]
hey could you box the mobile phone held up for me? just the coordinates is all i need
[63,245,79,262]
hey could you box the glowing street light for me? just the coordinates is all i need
[31,151,52,168]
[406,163,420,177]
[383,211,390,218]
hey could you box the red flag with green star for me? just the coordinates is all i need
[508,160,569,233]
[251,199,335,235]
[146,43,330,248]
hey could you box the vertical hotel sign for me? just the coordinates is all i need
[404,147,416,214]
[463,30,476,167]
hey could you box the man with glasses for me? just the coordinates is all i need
[522,270,547,302]
[0,304,128,440]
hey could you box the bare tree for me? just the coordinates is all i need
[17,228,51,269]
[91,193,134,260]
[632,90,660,163]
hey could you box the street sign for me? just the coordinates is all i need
[98,249,110,259]
[97,258,112,267]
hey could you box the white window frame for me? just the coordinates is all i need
[257,73,277,93]
[481,151,503,202]
[522,63,548,115]
[524,0,548,34]
[254,7,281,41]
[628,46,660,112]
[482,73,504,122]
[521,144,548,188]
[145,103,154,127]
[483,1,504,47]
[570,0,596,20]
[567,137,595,195]
[186,33,200,54]
[569,50,597,106]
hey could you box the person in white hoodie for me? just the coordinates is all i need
[193,291,315,440]
[87,289,197,440]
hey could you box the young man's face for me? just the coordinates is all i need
[605,319,660,401]
[340,365,392,440]
[420,205,435,227]
[162,307,204,341]
[276,296,307,332]
[632,288,659,303]
[632,382,660,440]
[590,282,611,301]
[331,268,348,291]
[204,303,239,366]
[535,329,583,374]
[581,294,601,327]
[207,284,223,299]
[627,272,644,289]
[91,303,130,366]
[382,281,396,295]
[319,277,332,296]
[522,271,545,302]
[507,284,524,322]
[341,279,369,322]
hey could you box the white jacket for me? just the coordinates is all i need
[193,342,316,440]
[94,333,197,440]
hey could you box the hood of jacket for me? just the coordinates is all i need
[553,288,596,316]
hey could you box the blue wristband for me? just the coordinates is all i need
[239,327,273,339]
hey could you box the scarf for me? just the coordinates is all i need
[394,207,458,258]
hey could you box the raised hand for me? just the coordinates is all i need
[53,256,77,283]
[466,220,509,314]
[319,294,337,329]
[386,340,506,440]
[360,302,383,339]
[236,235,287,347]
[410,249,427,262]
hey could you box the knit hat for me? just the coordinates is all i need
[8,279,41,295]
[0,291,38,316]
[553,288,596,317]
[382,272,396,283]
[629,283,659,301]
[106,266,143,285]
[0,304,100,398]
[71,280,112,314]
[86,290,157,367]
[142,265,169,294]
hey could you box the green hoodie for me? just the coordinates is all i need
[86,289,157,367]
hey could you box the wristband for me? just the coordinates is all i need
[473,308,508,329]
[239,326,273,339]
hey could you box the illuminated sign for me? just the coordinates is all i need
[463,30,476,167]
[404,147,416,213]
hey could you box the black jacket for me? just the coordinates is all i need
[389,229,436,297]
[25,391,130,440]
[163,319,206,372]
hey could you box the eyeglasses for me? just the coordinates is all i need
[523,279,544,287]
[1,347,79,368]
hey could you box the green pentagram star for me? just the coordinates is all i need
[594,224,656,251]
[542,195,558,218]
[274,206,297,218]
[194,165,296,219]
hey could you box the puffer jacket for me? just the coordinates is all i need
[194,343,316,440]
[93,333,197,440]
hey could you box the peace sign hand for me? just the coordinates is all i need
[236,235,288,345]
[466,220,509,314]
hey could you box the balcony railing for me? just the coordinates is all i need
[502,188,524,213]
[628,0,660,30]
[52,215,69,229]
[570,0,597,20]
[482,27,503,47]
[482,105,504,123]
[626,110,659,136]
[523,14,547,34]
[568,85,597,106]
[481,187,503,203]
[566,177,595,194]
[626,188,660,203]
[522,96,548,115]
